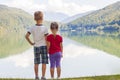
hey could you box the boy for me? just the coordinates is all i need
[47,22,63,79]
[25,11,48,80]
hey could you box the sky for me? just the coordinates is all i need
[0,0,119,16]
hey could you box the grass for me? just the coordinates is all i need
[70,36,120,57]
[0,75,120,80]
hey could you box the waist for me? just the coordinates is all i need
[49,50,62,54]
[34,44,46,47]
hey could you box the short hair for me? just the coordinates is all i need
[50,22,59,30]
[34,11,43,21]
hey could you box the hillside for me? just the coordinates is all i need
[62,1,120,31]
[62,11,93,24]
[0,5,35,58]
[60,1,120,57]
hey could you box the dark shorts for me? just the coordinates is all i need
[34,46,48,64]
[49,52,62,68]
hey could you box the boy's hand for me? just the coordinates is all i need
[25,32,35,46]
[30,42,35,46]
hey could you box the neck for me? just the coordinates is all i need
[53,33,56,36]
[36,20,43,25]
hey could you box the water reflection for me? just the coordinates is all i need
[61,30,120,38]
[61,30,120,57]
[0,38,120,78]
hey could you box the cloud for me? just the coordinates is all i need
[4,0,47,14]
[6,48,33,68]
[47,0,97,16]
[2,0,97,16]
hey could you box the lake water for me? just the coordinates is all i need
[0,37,120,78]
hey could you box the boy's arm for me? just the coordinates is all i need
[60,42,63,57]
[45,33,49,48]
[47,41,50,53]
[25,32,35,45]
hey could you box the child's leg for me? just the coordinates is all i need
[50,68,55,78]
[55,52,62,78]
[34,64,39,77]
[41,46,48,78]
[42,64,46,77]
[34,47,40,78]
[50,54,56,78]
[57,67,61,78]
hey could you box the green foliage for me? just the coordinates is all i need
[0,5,35,58]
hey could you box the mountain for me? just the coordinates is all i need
[62,11,93,24]
[0,5,35,28]
[44,11,69,22]
[62,1,120,31]
[0,4,35,58]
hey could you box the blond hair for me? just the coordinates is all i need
[34,11,43,21]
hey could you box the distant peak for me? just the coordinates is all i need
[0,4,8,7]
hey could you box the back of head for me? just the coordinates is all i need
[50,22,59,30]
[34,11,43,21]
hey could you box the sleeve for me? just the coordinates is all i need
[27,27,33,34]
[47,35,51,42]
[44,27,48,35]
[60,36,63,42]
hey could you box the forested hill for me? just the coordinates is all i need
[0,5,34,29]
[62,1,120,31]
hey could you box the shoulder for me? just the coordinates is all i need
[47,34,53,37]
[47,34,53,41]
[57,34,62,39]
[57,35,63,42]
[27,25,36,32]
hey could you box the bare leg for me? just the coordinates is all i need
[42,64,46,77]
[50,68,54,78]
[57,67,61,78]
[34,64,39,77]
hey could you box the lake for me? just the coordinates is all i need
[0,37,120,79]
[61,30,120,57]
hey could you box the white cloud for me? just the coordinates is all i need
[5,0,47,14]
[6,48,33,68]
[47,0,97,16]
[3,0,97,16]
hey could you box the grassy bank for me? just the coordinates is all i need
[70,36,120,57]
[0,75,120,80]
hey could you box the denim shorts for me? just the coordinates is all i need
[34,46,48,64]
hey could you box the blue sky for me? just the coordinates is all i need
[0,0,119,16]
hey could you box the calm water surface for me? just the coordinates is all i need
[0,38,120,78]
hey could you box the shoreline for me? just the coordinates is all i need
[0,75,120,80]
